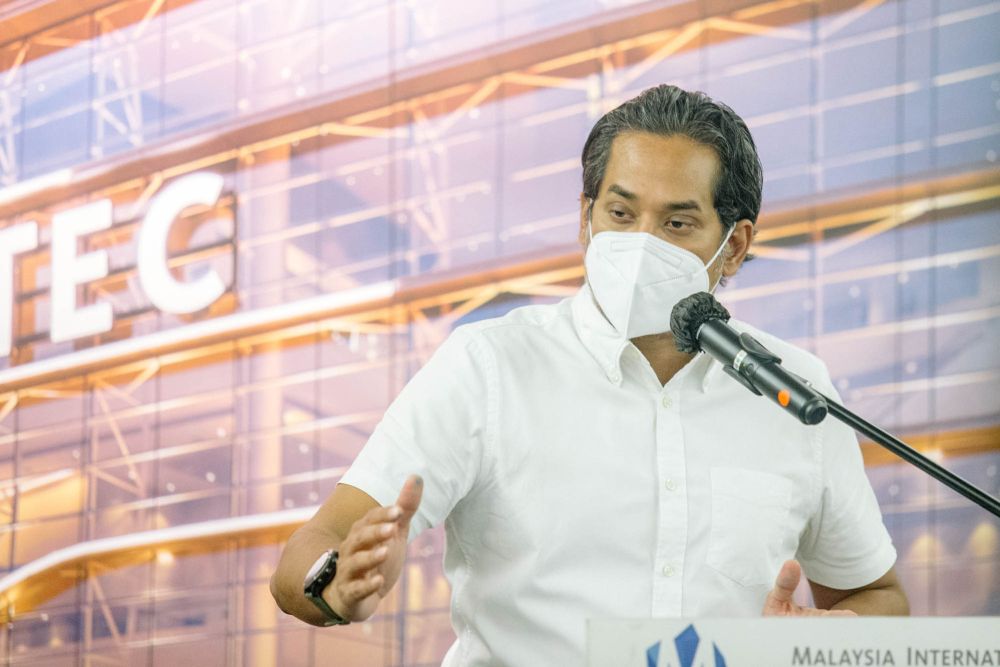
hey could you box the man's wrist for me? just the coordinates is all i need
[321,580,351,621]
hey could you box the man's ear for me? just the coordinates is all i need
[722,219,754,277]
[578,193,591,248]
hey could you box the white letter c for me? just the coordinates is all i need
[137,172,226,315]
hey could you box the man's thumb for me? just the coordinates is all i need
[771,559,801,603]
[396,474,423,521]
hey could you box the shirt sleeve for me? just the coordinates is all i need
[338,325,493,542]
[796,381,898,590]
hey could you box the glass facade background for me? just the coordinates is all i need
[0,0,997,664]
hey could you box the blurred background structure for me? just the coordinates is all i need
[0,0,997,664]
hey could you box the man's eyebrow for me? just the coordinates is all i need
[606,184,703,213]
[606,184,637,200]
[662,200,702,213]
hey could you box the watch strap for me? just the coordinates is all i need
[309,589,350,627]
[304,550,350,626]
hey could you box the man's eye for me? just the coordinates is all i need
[666,219,690,230]
[610,209,628,218]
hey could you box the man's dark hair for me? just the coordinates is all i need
[581,84,763,231]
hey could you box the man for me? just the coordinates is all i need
[270,84,909,665]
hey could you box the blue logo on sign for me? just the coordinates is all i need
[646,624,727,667]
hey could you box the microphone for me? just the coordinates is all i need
[670,292,829,425]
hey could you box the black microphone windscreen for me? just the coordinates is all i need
[670,292,732,353]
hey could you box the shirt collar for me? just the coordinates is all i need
[571,282,720,392]
[571,283,630,386]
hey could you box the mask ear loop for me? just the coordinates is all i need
[585,198,595,243]
[707,223,737,293]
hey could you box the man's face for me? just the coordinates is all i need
[578,131,752,282]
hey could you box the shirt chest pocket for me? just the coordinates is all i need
[706,467,794,588]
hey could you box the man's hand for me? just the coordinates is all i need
[762,560,857,617]
[324,475,423,622]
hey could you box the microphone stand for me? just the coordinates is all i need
[820,394,1000,518]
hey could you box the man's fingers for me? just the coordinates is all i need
[362,504,404,526]
[771,559,802,604]
[395,475,423,522]
[825,609,858,617]
[338,572,383,605]
[338,545,389,581]
[344,475,421,550]
[343,521,396,555]
[801,607,856,617]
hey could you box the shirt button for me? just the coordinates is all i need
[662,564,676,578]
[664,479,677,492]
[661,395,672,408]
[609,371,621,383]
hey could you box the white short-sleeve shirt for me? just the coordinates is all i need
[339,284,896,667]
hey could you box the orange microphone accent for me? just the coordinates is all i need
[777,389,791,407]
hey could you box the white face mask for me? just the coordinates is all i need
[584,202,734,340]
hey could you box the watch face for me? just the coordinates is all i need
[305,550,331,586]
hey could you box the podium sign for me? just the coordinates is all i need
[587,617,1000,667]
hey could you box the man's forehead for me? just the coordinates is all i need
[601,133,719,206]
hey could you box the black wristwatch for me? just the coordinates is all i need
[303,549,350,626]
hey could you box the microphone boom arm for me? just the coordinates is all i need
[670,292,1000,518]
[821,395,1000,518]
[717,331,1000,518]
